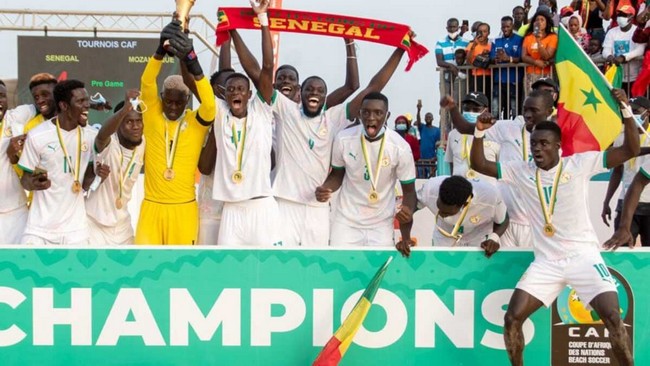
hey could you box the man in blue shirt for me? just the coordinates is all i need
[490,16,524,119]
[415,100,440,160]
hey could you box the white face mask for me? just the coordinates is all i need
[448,30,460,39]
[617,16,630,28]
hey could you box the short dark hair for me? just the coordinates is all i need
[276,64,300,81]
[513,5,525,12]
[454,48,467,56]
[501,16,514,23]
[362,91,389,110]
[533,121,561,140]
[526,89,554,110]
[53,79,85,112]
[447,18,459,25]
[28,73,57,91]
[224,73,250,89]
[478,22,490,33]
[210,68,235,86]
[301,75,327,93]
[440,176,473,206]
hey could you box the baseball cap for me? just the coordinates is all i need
[395,115,408,122]
[536,5,552,15]
[630,97,650,111]
[532,77,559,92]
[618,5,636,16]
[462,92,489,107]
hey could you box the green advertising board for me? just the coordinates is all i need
[0,247,647,365]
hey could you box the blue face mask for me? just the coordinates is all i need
[395,124,408,131]
[462,111,481,123]
[634,114,646,126]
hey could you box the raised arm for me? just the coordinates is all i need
[230,29,262,88]
[94,89,139,153]
[347,47,405,120]
[254,0,275,104]
[324,38,360,108]
[440,95,476,134]
[414,99,423,128]
[470,112,499,178]
[606,89,641,168]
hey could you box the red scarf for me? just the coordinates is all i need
[216,7,428,71]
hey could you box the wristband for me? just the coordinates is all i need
[258,13,269,27]
[487,232,500,243]
[621,104,634,118]
[474,128,486,138]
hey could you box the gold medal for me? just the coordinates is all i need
[72,180,82,194]
[470,215,480,224]
[466,169,477,179]
[81,142,88,152]
[560,173,570,184]
[232,170,244,184]
[319,127,327,136]
[115,198,124,209]
[543,223,555,237]
[368,190,379,204]
[381,156,390,167]
[5,127,12,137]
[163,168,175,180]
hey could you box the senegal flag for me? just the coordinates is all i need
[312,257,393,366]
[556,24,621,156]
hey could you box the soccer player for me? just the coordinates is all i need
[444,92,500,185]
[441,89,555,247]
[134,21,216,245]
[396,175,507,257]
[18,79,97,245]
[85,90,144,245]
[470,89,636,366]
[316,92,417,247]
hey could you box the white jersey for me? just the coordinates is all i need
[272,93,350,206]
[86,134,145,228]
[445,129,500,185]
[485,119,532,225]
[212,94,274,202]
[0,105,36,213]
[417,176,507,247]
[499,151,608,260]
[331,126,416,228]
[613,132,650,202]
[18,120,97,239]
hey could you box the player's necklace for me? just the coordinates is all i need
[115,146,139,209]
[230,115,247,184]
[55,118,82,194]
[461,135,477,179]
[163,117,183,181]
[521,125,529,161]
[535,159,563,237]
[435,195,473,245]
[360,132,387,204]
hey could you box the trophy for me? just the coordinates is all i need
[174,0,196,32]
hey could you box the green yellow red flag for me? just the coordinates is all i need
[312,257,393,366]
[556,24,621,156]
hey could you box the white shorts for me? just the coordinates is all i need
[516,249,618,308]
[501,221,532,248]
[277,198,329,247]
[88,216,134,245]
[330,220,394,247]
[197,218,221,245]
[218,196,282,246]
[0,205,28,244]
[21,229,89,245]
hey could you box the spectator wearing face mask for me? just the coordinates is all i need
[395,115,420,162]
[436,18,470,92]
[603,5,645,91]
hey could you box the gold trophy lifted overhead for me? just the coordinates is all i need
[174,0,196,32]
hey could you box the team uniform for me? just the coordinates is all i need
[330,126,416,247]
[197,172,224,245]
[86,135,145,245]
[212,93,281,246]
[0,105,37,243]
[484,119,533,247]
[18,120,97,245]
[445,128,500,185]
[271,93,351,246]
[417,176,507,247]
[612,133,650,243]
[498,151,617,307]
[135,58,216,245]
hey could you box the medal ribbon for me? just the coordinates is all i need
[435,196,473,244]
[360,132,387,193]
[461,134,472,169]
[55,118,82,183]
[521,126,529,162]
[535,160,563,228]
[164,118,183,171]
[117,147,139,202]
[230,116,247,173]
[630,126,650,168]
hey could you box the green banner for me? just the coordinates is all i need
[0,248,647,365]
